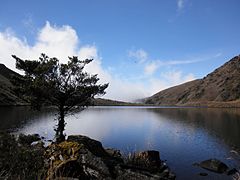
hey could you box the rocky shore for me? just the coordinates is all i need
[0,133,176,179]
[46,135,176,179]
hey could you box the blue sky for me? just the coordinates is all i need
[0,0,240,101]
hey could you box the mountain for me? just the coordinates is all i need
[0,64,27,105]
[93,98,138,106]
[0,64,20,80]
[0,63,133,106]
[144,55,240,107]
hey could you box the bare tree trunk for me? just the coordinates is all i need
[56,105,66,142]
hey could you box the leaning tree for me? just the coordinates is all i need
[12,54,108,142]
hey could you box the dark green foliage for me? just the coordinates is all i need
[12,54,108,142]
[18,133,41,145]
[0,132,45,179]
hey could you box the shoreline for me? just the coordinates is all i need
[1,102,240,108]
[0,132,176,179]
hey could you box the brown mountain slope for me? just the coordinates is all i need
[145,55,240,107]
[0,63,26,105]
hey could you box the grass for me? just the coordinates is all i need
[0,132,46,179]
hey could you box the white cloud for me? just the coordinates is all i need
[160,59,198,66]
[0,22,148,102]
[143,59,197,76]
[144,62,159,75]
[128,49,148,63]
[0,22,196,102]
[0,21,79,71]
[161,70,194,85]
[142,52,222,77]
[146,70,194,96]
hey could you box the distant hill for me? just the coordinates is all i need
[0,63,27,105]
[92,98,137,106]
[0,64,20,80]
[0,63,133,106]
[144,55,240,107]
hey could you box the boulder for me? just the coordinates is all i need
[198,159,229,173]
[31,140,44,149]
[115,164,175,180]
[199,172,208,176]
[132,150,161,169]
[18,133,41,145]
[54,159,85,178]
[105,148,122,159]
[67,135,109,157]
[45,135,176,180]
[45,141,112,179]
[78,150,112,178]
[105,148,124,163]
[227,168,238,175]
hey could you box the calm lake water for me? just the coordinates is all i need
[0,106,240,179]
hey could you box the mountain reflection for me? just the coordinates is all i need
[146,108,240,148]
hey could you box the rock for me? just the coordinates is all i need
[115,167,160,180]
[31,140,44,149]
[105,148,124,163]
[54,159,86,178]
[198,159,229,173]
[168,172,176,179]
[67,135,109,157]
[18,133,41,145]
[45,141,112,179]
[199,172,208,176]
[78,150,112,178]
[159,168,172,178]
[45,135,175,180]
[227,168,238,175]
[132,150,161,170]
[105,148,122,159]
[115,164,175,180]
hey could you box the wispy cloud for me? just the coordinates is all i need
[158,59,198,66]
[128,49,148,64]
[161,70,194,85]
[144,62,159,75]
[177,0,188,12]
[177,0,184,10]
[143,59,196,76]
[146,70,195,96]
[142,52,222,76]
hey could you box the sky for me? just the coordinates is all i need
[0,0,240,101]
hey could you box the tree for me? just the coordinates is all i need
[12,54,108,142]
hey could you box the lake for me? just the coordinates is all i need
[0,106,240,179]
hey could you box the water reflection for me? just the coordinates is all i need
[148,108,240,148]
[0,106,239,179]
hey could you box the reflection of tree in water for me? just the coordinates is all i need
[12,54,108,142]
[0,107,55,131]
[146,108,240,149]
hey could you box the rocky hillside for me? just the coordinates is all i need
[0,64,26,106]
[145,55,240,107]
